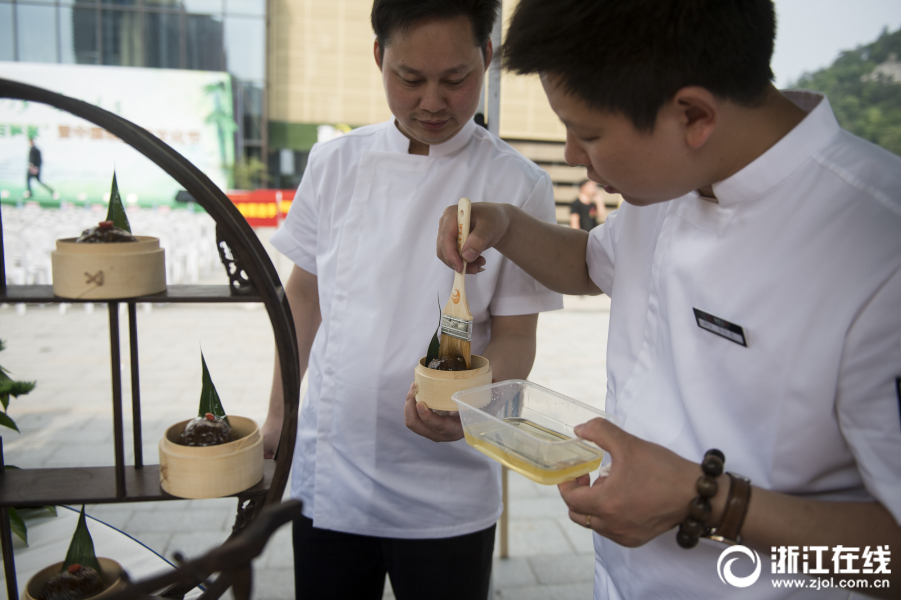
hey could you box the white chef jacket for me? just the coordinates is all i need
[270,118,563,539]
[586,91,901,599]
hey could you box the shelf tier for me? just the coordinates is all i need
[0,284,263,304]
[0,460,276,507]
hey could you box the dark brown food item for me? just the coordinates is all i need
[428,356,468,371]
[41,564,104,600]
[178,412,233,446]
[75,220,137,243]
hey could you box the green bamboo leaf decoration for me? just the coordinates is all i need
[105,172,131,233]
[425,295,441,366]
[61,506,102,574]
[0,411,17,433]
[9,507,26,545]
[0,371,36,410]
[198,353,229,426]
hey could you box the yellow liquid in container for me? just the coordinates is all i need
[464,418,603,485]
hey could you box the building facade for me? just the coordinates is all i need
[1,0,265,172]
[266,0,569,192]
[1,0,618,218]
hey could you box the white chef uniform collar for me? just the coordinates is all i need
[387,118,478,157]
[695,91,841,207]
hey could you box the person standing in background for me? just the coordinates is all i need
[569,178,598,231]
[26,137,55,199]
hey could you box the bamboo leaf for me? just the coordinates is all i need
[105,172,131,233]
[9,381,35,398]
[0,411,18,432]
[9,507,26,545]
[426,329,440,367]
[44,505,58,517]
[425,295,441,366]
[62,506,102,574]
[198,353,229,426]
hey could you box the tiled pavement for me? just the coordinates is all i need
[1,232,610,599]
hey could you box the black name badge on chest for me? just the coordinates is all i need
[693,308,747,347]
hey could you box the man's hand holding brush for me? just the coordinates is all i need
[436,201,601,296]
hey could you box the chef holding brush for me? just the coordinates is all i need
[261,1,561,599]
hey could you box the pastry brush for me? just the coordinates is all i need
[439,197,473,368]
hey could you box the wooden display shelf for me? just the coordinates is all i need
[0,284,264,304]
[0,78,302,600]
[0,460,276,507]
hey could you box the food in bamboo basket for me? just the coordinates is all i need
[178,412,234,446]
[159,416,262,499]
[159,354,262,498]
[51,174,165,299]
[75,220,137,244]
[26,559,125,600]
[427,356,468,371]
[41,564,104,600]
[25,507,125,600]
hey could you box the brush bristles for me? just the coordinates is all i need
[438,333,472,367]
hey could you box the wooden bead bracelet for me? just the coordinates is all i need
[676,449,752,548]
[676,449,724,549]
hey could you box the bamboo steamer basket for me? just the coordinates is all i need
[24,558,126,600]
[51,236,166,300]
[159,416,263,499]
[414,355,492,412]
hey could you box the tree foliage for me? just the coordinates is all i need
[794,27,901,157]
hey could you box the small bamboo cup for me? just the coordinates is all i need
[51,236,166,300]
[414,355,492,412]
[159,416,263,499]
[24,558,126,600]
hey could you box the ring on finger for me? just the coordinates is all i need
[585,514,592,528]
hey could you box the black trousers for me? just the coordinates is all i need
[27,171,53,194]
[293,515,495,600]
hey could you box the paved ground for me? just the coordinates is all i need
[1,236,610,599]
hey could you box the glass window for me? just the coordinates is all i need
[225,0,264,17]
[184,0,224,14]
[144,11,182,69]
[241,81,263,141]
[102,8,143,66]
[59,0,97,5]
[186,13,224,71]
[101,0,138,5]
[224,16,263,81]
[0,4,13,62]
[17,4,59,64]
[60,6,75,63]
[66,6,99,64]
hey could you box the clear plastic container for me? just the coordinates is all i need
[452,380,617,485]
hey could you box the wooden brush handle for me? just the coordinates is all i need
[457,197,471,267]
[444,197,473,320]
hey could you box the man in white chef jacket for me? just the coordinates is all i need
[436,1,901,599]
[263,1,562,598]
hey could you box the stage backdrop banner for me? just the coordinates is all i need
[0,62,235,206]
